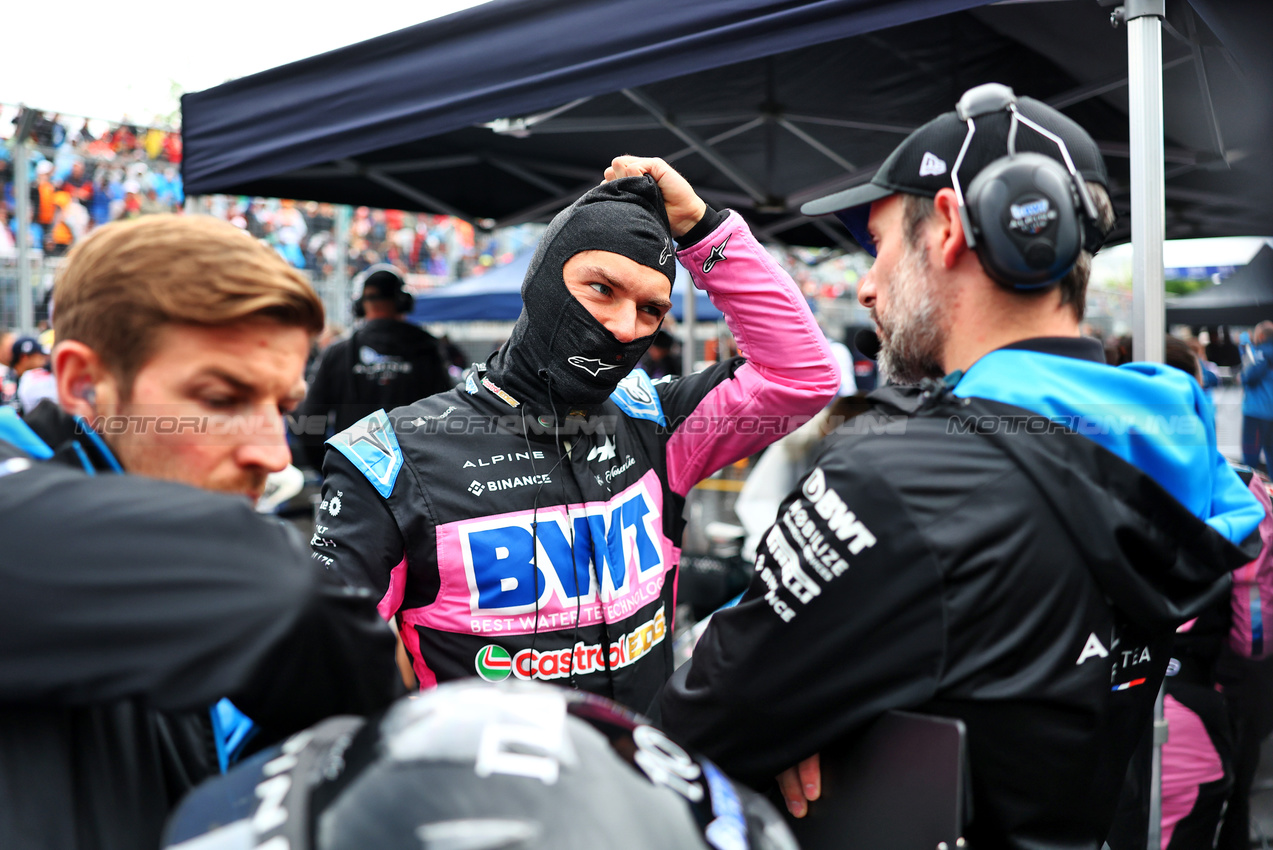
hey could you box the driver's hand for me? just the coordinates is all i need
[776,752,821,818]
[604,155,707,239]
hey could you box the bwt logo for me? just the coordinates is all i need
[459,482,665,614]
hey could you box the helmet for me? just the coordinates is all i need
[163,680,797,850]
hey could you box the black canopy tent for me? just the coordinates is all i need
[1165,243,1273,327]
[181,0,1273,250]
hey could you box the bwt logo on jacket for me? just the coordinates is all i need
[456,476,668,619]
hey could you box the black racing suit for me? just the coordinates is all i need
[313,210,840,712]
[0,403,400,850]
[660,338,1264,850]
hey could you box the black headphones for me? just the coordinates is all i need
[352,264,415,318]
[952,84,1101,291]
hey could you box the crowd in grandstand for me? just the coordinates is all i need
[0,109,537,287]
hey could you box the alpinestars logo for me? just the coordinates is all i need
[568,357,622,376]
[919,151,947,177]
[660,239,673,267]
[587,438,617,463]
[469,480,485,496]
[702,234,731,273]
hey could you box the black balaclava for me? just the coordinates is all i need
[486,175,676,409]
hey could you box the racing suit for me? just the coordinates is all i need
[315,209,839,711]
[660,337,1265,850]
[0,402,400,850]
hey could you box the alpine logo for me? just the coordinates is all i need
[469,480,485,496]
[919,151,947,177]
[568,357,622,376]
[1076,632,1109,665]
[475,644,512,681]
[587,437,617,463]
[702,234,731,274]
[358,345,388,365]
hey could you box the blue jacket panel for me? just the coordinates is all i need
[954,349,1263,545]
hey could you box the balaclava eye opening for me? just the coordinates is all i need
[487,175,677,408]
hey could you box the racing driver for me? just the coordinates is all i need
[314,156,840,710]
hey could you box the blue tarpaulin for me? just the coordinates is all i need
[410,251,724,323]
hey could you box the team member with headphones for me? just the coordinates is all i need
[293,264,452,472]
[658,85,1265,850]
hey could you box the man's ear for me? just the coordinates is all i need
[53,341,116,420]
[932,188,972,271]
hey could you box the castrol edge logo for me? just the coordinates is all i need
[474,606,667,682]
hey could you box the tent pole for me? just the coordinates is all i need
[1125,4,1168,848]
[1128,0,1166,364]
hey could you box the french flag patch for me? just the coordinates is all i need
[1111,678,1147,692]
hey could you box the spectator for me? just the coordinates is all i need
[31,160,56,246]
[1209,326,1243,368]
[1240,320,1273,473]
[62,161,93,208]
[14,337,55,413]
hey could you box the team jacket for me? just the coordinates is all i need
[0,404,400,850]
[660,339,1265,850]
[315,211,839,711]
[294,318,453,469]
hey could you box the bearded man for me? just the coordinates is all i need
[658,85,1264,850]
[313,156,839,711]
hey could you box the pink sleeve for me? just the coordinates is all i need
[666,212,839,496]
[1230,475,1273,658]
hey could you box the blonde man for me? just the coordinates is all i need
[0,215,398,850]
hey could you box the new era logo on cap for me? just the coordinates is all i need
[919,152,947,177]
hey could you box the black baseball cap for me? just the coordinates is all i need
[11,336,44,364]
[801,84,1109,256]
[357,264,406,300]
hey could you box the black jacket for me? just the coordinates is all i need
[295,319,452,469]
[0,404,400,850]
[660,380,1260,850]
